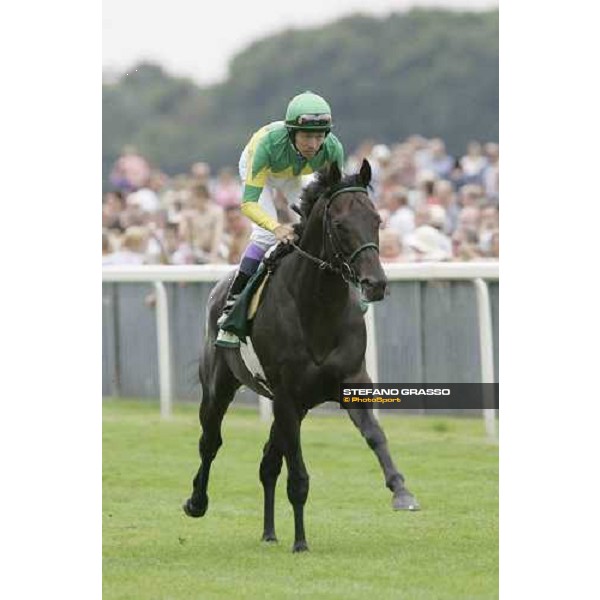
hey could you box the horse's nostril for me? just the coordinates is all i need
[361,278,386,290]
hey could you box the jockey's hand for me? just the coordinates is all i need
[273,224,296,244]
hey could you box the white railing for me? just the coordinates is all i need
[103,262,498,438]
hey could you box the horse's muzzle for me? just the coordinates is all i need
[360,277,386,302]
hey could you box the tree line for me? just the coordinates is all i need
[103,9,498,187]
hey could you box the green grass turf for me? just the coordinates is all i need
[103,400,498,600]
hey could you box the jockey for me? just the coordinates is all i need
[216,91,345,347]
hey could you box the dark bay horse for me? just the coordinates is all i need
[184,159,419,552]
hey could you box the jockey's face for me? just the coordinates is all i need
[295,130,326,159]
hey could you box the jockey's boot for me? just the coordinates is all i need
[215,269,251,347]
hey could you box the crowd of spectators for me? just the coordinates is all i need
[102,136,499,266]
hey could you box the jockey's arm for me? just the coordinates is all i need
[241,198,295,242]
[240,197,279,232]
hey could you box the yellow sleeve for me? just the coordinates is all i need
[241,202,279,232]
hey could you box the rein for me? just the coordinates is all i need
[291,185,379,284]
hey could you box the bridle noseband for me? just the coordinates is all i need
[291,186,379,284]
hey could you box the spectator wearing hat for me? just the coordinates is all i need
[428,205,453,255]
[120,192,148,228]
[405,225,452,262]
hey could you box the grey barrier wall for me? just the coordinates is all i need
[102,280,499,401]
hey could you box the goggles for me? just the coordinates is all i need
[295,113,332,127]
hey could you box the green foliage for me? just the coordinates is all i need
[102,10,498,185]
[103,400,498,599]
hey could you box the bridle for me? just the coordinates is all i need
[291,186,380,284]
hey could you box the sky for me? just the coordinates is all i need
[103,0,498,85]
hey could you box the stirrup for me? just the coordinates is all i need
[215,329,240,348]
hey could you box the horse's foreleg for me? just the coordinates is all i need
[259,422,283,542]
[274,400,310,552]
[345,392,420,511]
[184,359,238,518]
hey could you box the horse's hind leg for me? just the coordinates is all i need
[259,422,283,542]
[183,357,239,518]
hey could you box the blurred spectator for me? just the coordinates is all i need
[405,225,452,262]
[120,193,147,228]
[109,145,151,193]
[158,222,193,265]
[489,230,499,259]
[144,211,169,264]
[346,139,376,174]
[102,230,113,264]
[389,143,417,188]
[103,226,149,265]
[413,170,437,207]
[482,143,499,203]
[459,184,485,208]
[128,187,160,213]
[430,179,453,205]
[478,204,499,255]
[379,229,405,263]
[460,141,488,183]
[426,138,454,180]
[452,228,483,261]
[368,144,392,198]
[190,162,211,186]
[414,204,431,228]
[429,205,453,256]
[408,135,431,171]
[213,167,242,209]
[222,206,252,264]
[380,187,415,240]
[457,206,481,236]
[102,191,126,231]
[179,184,224,263]
[164,174,192,225]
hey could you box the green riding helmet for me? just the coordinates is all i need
[285,91,333,132]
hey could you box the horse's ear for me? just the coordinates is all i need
[359,158,372,187]
[328,161,342,185]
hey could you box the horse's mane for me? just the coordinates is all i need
[298,168,367,222]
[263,165,371,271]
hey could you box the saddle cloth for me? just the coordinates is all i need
[220,263,271,342]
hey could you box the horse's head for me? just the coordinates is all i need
[299,159,387,301]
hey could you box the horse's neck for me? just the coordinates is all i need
[283,220,351,360]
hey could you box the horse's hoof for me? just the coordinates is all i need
[261,532,278,543]
[292,540,309,553]
[392,491,421,511]
[182,497,208,518]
